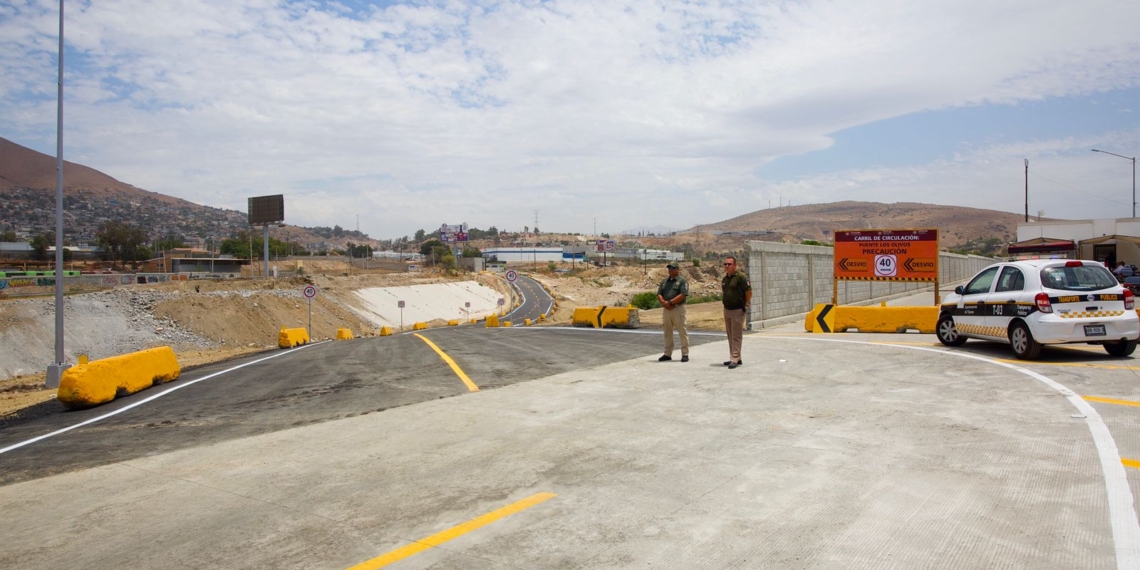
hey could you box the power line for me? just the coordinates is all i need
[1029,173,1129,206]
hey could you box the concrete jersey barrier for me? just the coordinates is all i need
[279,327,311,348]
[806,304,938,334]
[57,346,181,409]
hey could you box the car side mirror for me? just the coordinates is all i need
[954,286,964,295]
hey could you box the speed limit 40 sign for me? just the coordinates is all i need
[505,269,518,283]
[303,285,318,299]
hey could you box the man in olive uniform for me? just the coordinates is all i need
[721,256,752,369]
[657,263,689,362]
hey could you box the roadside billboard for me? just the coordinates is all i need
[833,229,939,281]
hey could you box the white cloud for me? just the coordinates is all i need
[1,0,1138,238]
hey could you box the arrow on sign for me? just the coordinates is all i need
[903,258,936,272]
[814,304,834,333]
[838,258,851,272]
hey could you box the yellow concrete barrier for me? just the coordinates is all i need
[572,306,640,329]
[379,326,393,336]
[470,318,478,324]
[524,318,532,326]
[485,314,499,328]
[413,322,428,330]
[336,328,354,340]
[805,304,937,333]
[502,321,513,327]
[57,346,181,409]
[279,326,311,348]
[448,319,460,326]
[572,307,602,328]
[537,314,545,322]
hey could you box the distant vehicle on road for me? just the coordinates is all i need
[1123,275,1140,295]
[937,259,1139,359]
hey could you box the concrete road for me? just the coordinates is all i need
[3,325,1140,569]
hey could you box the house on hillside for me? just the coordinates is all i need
[1017,218,1140,266]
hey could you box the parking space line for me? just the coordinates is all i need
[1085,396,1140,408]
[414,333,479,392]
[994,359,1140,371]
[346,492,557,570]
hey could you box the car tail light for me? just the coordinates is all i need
[1065,261,1083,267]
[1127,289,1135,311]
[1035,292,1053,313]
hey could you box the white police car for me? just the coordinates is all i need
[937,259,1139,359]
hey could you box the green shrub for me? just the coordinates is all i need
[692,258,700,267]
[630,291,662,310]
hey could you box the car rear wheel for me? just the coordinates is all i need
[1009,322,1042,360]
[936,314,967,347]
[1105,339,1138,357]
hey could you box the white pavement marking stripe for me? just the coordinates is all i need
[0,343,323,457]
[769,335,1140,570]
[502,327,724,337]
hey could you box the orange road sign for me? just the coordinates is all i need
[834,229,939,281]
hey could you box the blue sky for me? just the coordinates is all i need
[1,0,1138,239]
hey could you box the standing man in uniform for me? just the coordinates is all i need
[721,256,752,369]
[657,263,689,362]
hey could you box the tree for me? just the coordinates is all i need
[420,239,444,256]
[461,245,482,258]
[0,229,16,242]
[414,229,426,242]
[29,232,53,261]
[95,221,149,267]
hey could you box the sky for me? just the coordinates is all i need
[1,0,1138,240]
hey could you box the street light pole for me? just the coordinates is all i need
[46,0,68,388]
[1092,149,1137,218]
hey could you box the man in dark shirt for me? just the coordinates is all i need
[656,263,689,362]
[721,256,752,369]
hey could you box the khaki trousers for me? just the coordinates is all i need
[723,307,746,362]
[663,303,689,356]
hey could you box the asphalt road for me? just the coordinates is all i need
[5,323,1140,569]
[503,273,553,323]
[0,326,722,485]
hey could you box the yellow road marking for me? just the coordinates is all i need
[414,333,479,392]
[869,341,940,346]
[1124,459,1140,470]
[346,492,557,570]
[1084,396,1140,408]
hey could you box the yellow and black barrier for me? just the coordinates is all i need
[572,306,640,329]
[57,346,181,409]
[279,326,311,348]
[806,304,937,334]
[336,328,354,340]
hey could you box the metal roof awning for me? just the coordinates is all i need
[1007,237,1076,254]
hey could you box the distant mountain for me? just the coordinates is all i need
[687,201,1028,250]
[0,136,378,251]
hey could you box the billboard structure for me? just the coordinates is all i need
[248,194,285,225]
[247,194,285,278]
[832,229,940,304]
[440,223,469,242]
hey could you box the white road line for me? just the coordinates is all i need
[501,327,724,337]
[0,343,323,457]
[767,335,1140,570]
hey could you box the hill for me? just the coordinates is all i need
[686,201,1025,252]
[0,136,379,251]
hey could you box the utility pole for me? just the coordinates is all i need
[46,0,68,388]
[1024,159,1029,222]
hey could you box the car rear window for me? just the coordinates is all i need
[1039,265,1119,291]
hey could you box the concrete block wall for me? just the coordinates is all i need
[745,241,995,326]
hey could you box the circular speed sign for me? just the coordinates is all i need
[505,269,518,283]
[303,285,318,299]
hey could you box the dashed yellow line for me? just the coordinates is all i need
[346,492,557,569]
[414,333,479,392]
[1084,396,1140,408]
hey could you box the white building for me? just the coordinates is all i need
[1016,218,1140,266]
